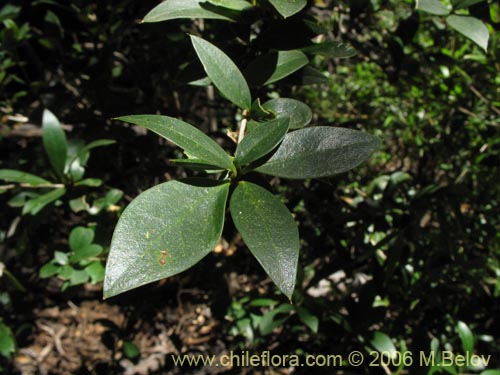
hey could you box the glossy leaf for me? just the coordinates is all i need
[0,169,51,185]
[235,118,289,167]
[104,180,229,298]
[244,50,308,86]
[190,35,251,109]
[301,41,357,58]
[22,188,66,215]
[268,0,307,18]
[457,321,474,353]
[446,15,489,51]
[143,0,235,22]
[255,127,381,179]
[69,227,94,252]
[116,115,233,171]
[416,0,449,15]
[42,109,67,178]
[230,182,299,298]
[262,98,312,129]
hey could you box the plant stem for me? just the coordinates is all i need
[0,183,65,191]
[237,110,249,144]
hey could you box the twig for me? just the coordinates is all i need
[0,183,65,191]
[237,110,249,144]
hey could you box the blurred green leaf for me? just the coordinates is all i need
[301,41,357,58]
[143,0,236,22]
[230,182,299,298]
[70,244,103,263]
[0,169,51,185]
[259,304,294,335]
[255,127,381,179]
[39,261,61,278]
[451,0,485,10]
[69,227,94,252]
[22,188,66,215]
[296,306,319,333]
[416,0,449,15]
[75,178,102,187]
[85,262,105,284]
[190,35,251,110]
[446,15,489,51]
[371,332,397,358]
[456,321,474,354]
[42,109,68,178]
[122,341,140,359]
[0,321,15,358]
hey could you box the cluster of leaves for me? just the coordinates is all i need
[103,28,380,299]
[40,226,106,290]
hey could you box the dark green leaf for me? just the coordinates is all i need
[262,98,312,129]
[170,159,225,172]
[235,118,289,167]
[42,109,68,178]
[446,15,489,51]
[0,321,15,358]
[296,307,319,333]
[230,182,299,298]
[143,0,236,22]
[0,169,51,185]
[190,35,251,109]
[268,0,307,18]
[250,99,273,122]
[207,0,252,11]
[301,41,357,58]
[299,66,328,85]
[416,0,449,15]
[117,115,234,171]
[22,188,66,215]
[7,192,39,207]
[259,304,294,335]
[244,50,308,86]
[69,227,94,252]
[457,321,474,353]
[451,0,485,10]
[255,127,381,179]
[104,180,229,298]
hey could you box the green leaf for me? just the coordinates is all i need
[39,260,61,278]
[8,192,39,207]
[299,66,328,85]
[259,304,294,335]
[456,321,474,353]
[170,159,225,172]
[250,99,273,122]
[255,127,381,179]
[122,341,140,359]
[296,306,319,333]
[230,182,299,298]
[481,371,500,375]
[207,0,252,11]
[0,169,51,185]
[268,0,307,18]
[116,115,234,171]
[190,35,251,110]
[0,321,16,358]
[69,227,94,252]
[451,0,485,10]
[301,41,357,58]
[446,15,489,51]
[104,180,229,298]
[85,261,105,284]
[70,244,103,263]
[235,118,289,167]
[42,109,68,178]
[54,251,69,266]
[416,0,449,15]
[22,188,66,215]
[75,178,102,187]
[69,269,90,285]
[143,0,236,22]
[262,98,312,129]
[244,50,309,87]
[80,139,115,155]
[371,332,397,359]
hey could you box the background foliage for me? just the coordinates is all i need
[0,0,499,374]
